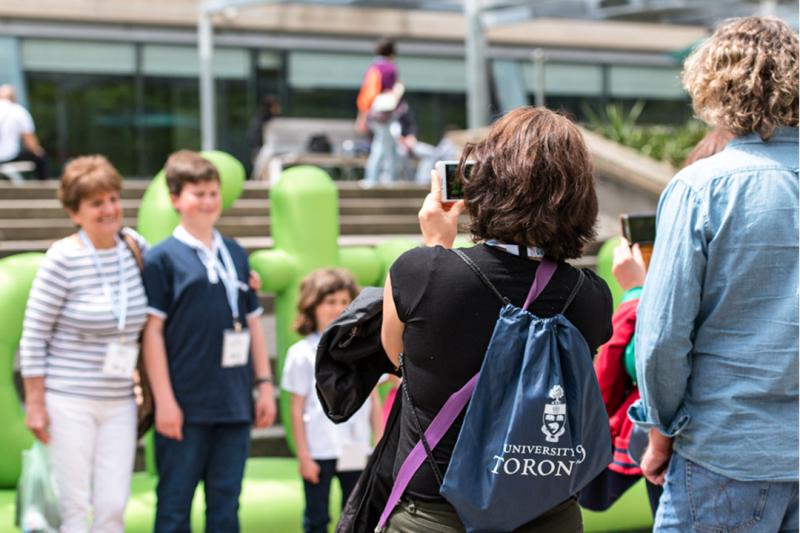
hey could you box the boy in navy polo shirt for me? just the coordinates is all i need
[142,150,276,533]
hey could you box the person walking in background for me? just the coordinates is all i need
[0,84,47,179]
[19,155,148,532]
[142,150,276,532]
[282,268,383,533]
[629,16,799,531]
[356,37,402,186]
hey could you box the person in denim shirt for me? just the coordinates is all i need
[629,16,799,532]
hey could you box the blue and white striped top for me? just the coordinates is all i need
[19,227,149,400]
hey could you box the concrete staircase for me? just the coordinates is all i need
[0,180,430,257]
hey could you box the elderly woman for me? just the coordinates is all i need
[380,107,613,532]
[20,156,149,533]
[629,15,799,532]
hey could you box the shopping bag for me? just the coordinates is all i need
[16,442,60,533]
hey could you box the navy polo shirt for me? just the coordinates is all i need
[143,235,262,424]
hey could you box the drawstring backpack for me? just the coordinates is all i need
[376,249,612,533]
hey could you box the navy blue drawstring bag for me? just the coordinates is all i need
[377,250,612,533]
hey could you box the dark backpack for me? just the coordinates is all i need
[376,250,612,533]
[307,133,333,154]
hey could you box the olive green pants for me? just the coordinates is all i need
[384,496,583,533]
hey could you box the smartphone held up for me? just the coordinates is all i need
[620,213,656,268]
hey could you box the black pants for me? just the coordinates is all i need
[4,149,48,180]
[302,459,361,533]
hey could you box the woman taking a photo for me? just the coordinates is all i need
[380,107,613,532]
[20,155,148,533]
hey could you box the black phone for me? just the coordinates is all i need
[436,160,474,202]
[620,213,656,244]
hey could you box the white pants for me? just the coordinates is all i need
[45,392,137,533]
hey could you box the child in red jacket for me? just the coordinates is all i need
[579,240,664,514]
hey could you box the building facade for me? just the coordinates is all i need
[0,2,709,177]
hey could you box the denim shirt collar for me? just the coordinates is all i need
[727,126,799,147]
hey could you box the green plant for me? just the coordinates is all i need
[582,101,708,168]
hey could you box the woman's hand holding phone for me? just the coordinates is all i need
[612,238,647,291]
[419,170,465,248]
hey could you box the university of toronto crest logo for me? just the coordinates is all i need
[541,385,567,443]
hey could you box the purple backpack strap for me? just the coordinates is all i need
[522,258,557,310]
[375,373,480,531]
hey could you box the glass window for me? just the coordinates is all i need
[492,60,529,111]
[138,75,250,176]
[397,56,466,93]
[22,39,135,75]
[26,72,137,176]
[289,52,369,90]
[608,66,684,99]
[404,92,467,144]
[257,51,282,70]
[142,45,249,79]
[0,37,27,107]
[289,52,467,93]
[522,62,604,97]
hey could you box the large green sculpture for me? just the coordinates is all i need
[0,253,43,487]
[248,166,414,452]
[595,237,624,310]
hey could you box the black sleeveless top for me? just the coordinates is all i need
[389,244,613,499]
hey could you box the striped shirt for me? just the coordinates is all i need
[19,227,149,400]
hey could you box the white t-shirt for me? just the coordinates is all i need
[282,333,372,460]
[0,99,35,161]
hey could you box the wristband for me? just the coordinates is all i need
[254,376,273,386]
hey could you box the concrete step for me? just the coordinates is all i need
[0,180,430,200]
[0,197,423,219]
[0,214,425,241]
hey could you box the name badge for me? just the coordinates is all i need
[336,441,370,472]
[103,341,139,378]
[222,329,250,368]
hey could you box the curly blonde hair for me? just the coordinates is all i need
[682,16,798,140]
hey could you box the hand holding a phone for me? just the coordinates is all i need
[419,169,465,248]
[612,238,647,291]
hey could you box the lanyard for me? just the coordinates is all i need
[78,230,128,333]
[484,240,545,260]
[174,226,247,329]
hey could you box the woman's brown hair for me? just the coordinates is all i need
[293,268,359,336]
[460,107,598,260]
[58,155,122,213]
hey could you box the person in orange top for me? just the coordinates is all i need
[356,37,401,186]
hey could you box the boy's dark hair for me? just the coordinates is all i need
[461,107,598,260]
[165,150,220,196]
[375,37,395,58]
[294,268,359,336]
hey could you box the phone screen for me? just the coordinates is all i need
[621,214,656,244]
[444,162,472,201]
